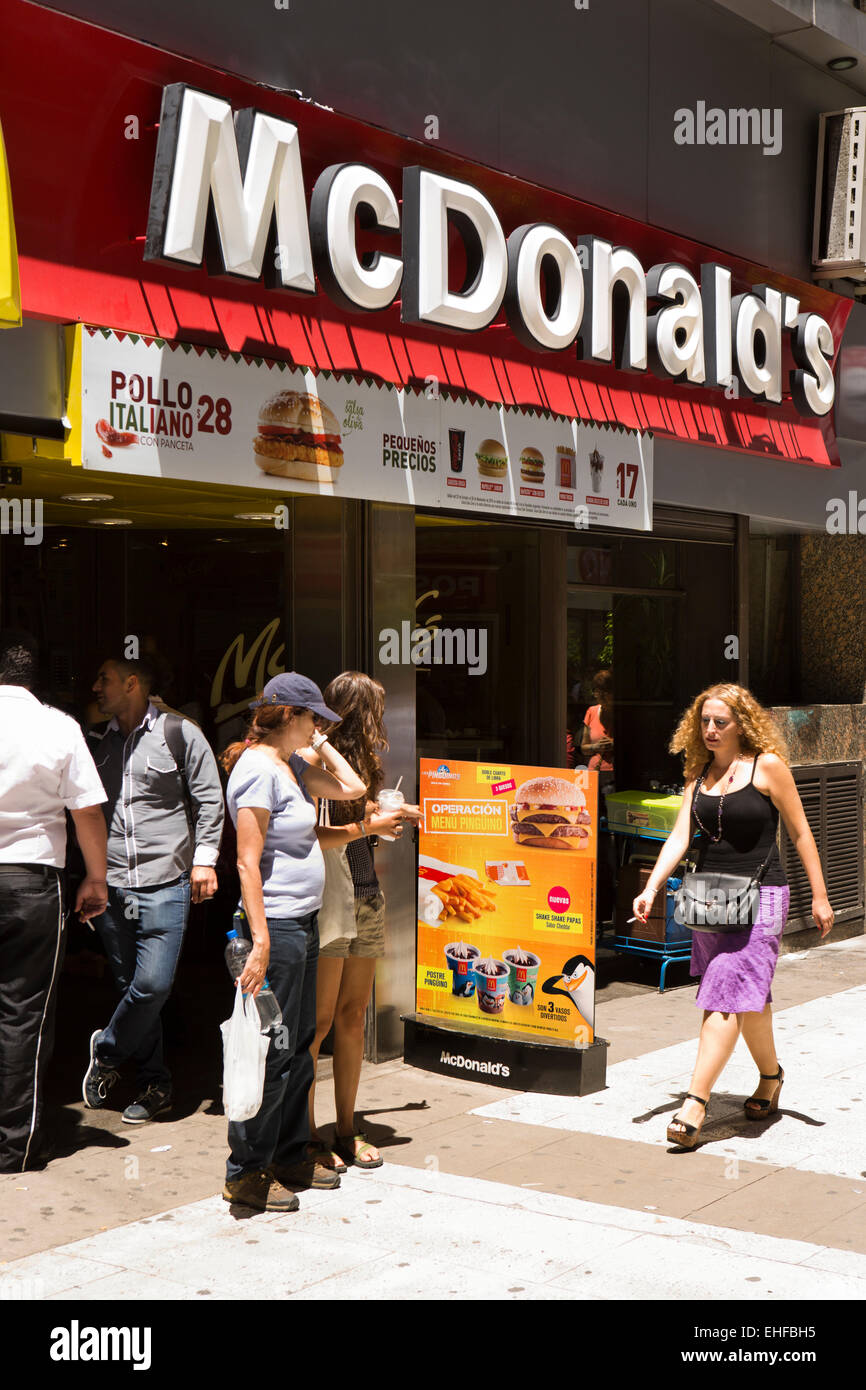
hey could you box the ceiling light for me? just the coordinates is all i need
[827,55,858,71]
[88,517,133,527]
[61,492,115,503]
[233,511,279,522]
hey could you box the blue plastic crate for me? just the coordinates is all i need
[665,877,690,943]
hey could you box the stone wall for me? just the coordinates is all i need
[798,536,866,705]
[771,704,865,949]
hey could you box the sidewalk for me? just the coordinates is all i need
[1,936,864,1300]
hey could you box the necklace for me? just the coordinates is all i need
[692,757,739,843]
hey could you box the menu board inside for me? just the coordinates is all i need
[416,759,598,1046]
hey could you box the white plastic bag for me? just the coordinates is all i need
[220,984,270,1122]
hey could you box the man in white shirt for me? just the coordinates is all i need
[0,631,108,1173]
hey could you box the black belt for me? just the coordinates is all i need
[0,863,61,878]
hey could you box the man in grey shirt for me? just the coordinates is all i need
[82,656,224,1124]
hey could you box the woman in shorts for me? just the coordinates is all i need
[306,672,420,1171]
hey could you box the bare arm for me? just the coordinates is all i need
[632,782,696,921]
[235,805,271,995]
[296,741,366,800]
[762,755,834,936]
[317,806,404,848]
[69,805,108,921]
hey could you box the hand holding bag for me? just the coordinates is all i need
[220,984,270,1121]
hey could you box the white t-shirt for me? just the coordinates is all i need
[0,686,107,867]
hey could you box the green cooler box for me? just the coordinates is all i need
[606,790,682,834]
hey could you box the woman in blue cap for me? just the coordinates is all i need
[219,672,398,1212]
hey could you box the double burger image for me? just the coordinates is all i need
[475,438,508,479]
[253,390,344,484]
[519,446,545,485]
[510,776,591,851]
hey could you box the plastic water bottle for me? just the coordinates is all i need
[224,917,283,1034]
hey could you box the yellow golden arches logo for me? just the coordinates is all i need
[0,118,21,328]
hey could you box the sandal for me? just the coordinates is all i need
[306,1140,348,1174]
[334,1131,384,1169]
[744,1065,784,1121]
[666,1093,709,1149]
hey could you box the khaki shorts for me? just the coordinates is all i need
[319,891,385,959]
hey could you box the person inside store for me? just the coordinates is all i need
[220,673,371,1213]
[582,668,616,928]
[82,656,225,1124]
[304,672,422,1173]
[581,668,614,777]
[632,683,834,1149]
[0,630,108,1172]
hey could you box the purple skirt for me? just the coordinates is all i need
[690,885,790,1013]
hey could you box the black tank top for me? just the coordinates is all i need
[691,754,787,887]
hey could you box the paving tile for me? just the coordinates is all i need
[288,1176,639,1283]
[47,1270,199,1300]
[800,1204,866,1255]
[526,1131,777,1195]
[683,1170,866,1245]
[0,1251,124,1297]
[90,1225,389,1298]
[289,1249,576,1301]
[547,1231,866,1301]
[800,1244,866,1276]
[475,1148,737,1220]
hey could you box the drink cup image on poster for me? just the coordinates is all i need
[416,760,598,1044]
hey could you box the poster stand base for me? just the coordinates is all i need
[402,1013,608,1096]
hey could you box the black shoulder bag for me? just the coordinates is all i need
[673,762,775,932]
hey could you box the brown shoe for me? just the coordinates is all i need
[271,1159,341,1191]
[223,1169,301,1212]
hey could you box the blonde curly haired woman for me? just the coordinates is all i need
[633,684,834,1149]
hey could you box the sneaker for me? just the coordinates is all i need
[271,1159,341,1191]
[122,1083,172,1125]
[223,1170,300,1213]
[82,1029,120,1109]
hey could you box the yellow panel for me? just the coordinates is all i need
[0,120,21,328]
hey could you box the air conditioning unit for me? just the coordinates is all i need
[813,107,866,281]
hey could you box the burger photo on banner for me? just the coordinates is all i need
[474,437,508,482]
[253,389,344,483]
[510,775,592,852]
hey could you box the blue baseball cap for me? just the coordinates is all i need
[250,673,342,724]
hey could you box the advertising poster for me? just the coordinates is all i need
[416,759,598,1045]
[80,329,441,508]
[443,399,651,531]
[80,329,652,531]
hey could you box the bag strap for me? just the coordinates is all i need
[162,713,189,796]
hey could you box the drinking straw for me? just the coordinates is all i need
[394,775,403,792]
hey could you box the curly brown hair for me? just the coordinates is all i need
[669,683,788,781]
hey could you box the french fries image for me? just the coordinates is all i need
[430,874,497,923]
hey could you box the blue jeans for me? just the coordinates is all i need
[226,912,319,1181]
[94,874,190,1088]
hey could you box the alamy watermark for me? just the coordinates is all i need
[379,621,487,676]
[674,102,782,157]
[826,492,866,534]
[0,497,43,546]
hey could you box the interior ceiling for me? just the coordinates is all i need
[0,453,300,529]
